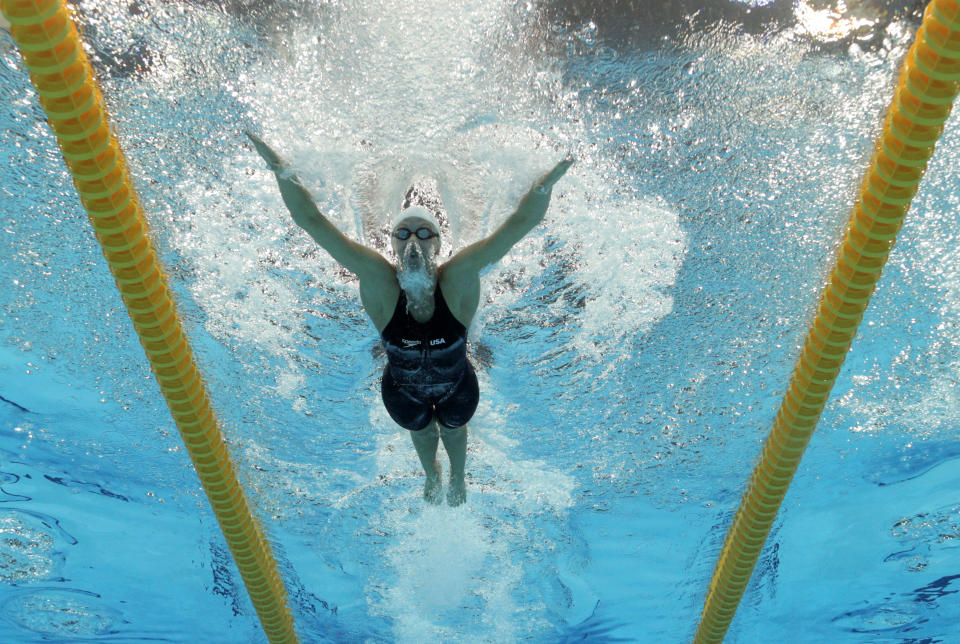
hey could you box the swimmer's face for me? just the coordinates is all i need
[392,216,440,267]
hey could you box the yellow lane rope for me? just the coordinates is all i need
[694,1,960,642]
[1,0,299,641]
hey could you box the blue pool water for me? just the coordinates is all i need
[2,0,959,641]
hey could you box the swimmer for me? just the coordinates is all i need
[247,131,572,506]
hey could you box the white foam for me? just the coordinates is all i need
[364,378,578,641]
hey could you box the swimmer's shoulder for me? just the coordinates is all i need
[358,259,399,333]
[438,265,479,329]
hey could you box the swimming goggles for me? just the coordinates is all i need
[394,227,439,241]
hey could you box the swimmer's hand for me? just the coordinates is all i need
[533,156,574,195]
[518,156,573,212]
[245,131,287,173]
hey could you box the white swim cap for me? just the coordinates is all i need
[391,205,440,235]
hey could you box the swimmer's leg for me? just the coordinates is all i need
[440,424,467,506]
[410,421,443,505]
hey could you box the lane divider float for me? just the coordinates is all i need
[0,1,300,641]
[694,1,959,642]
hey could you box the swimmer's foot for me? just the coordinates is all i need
[424,460,443,505]
[447,475,466,507]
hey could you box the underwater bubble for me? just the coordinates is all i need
[831,601,922,634]
[0,509,66,583]
[887,502,960,574]
[2,588,120,638]
[891,503,960,545]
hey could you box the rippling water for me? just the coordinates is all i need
[1,0,958,641]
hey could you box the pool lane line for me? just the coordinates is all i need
[0,0,300,641]
[693,1,960,642]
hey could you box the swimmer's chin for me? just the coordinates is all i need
[397,261,437,298]
[397,270,436,297]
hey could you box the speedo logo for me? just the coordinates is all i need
[400,338,446,347]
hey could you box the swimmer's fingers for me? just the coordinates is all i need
[245,131,285,171]
[536,157,574,192]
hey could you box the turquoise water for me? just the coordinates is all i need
[2,0,959,641]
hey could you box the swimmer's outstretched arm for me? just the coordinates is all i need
[246,132,398,328]
[439,158,572,327]
[443,157,573,274]
[246,132,393,279]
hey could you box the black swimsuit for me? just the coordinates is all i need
[380,288,479,431]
